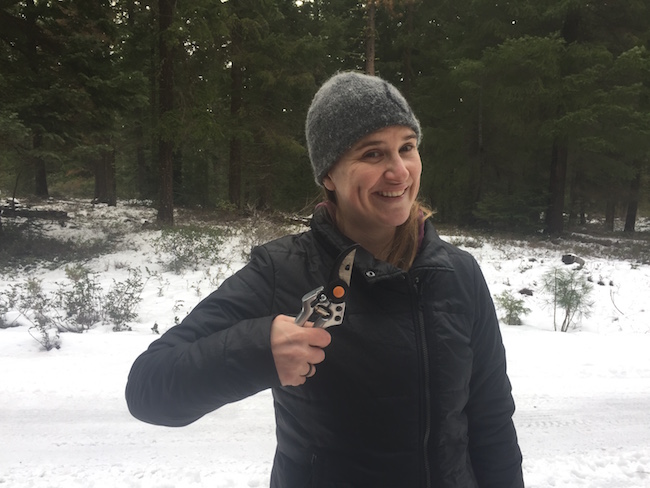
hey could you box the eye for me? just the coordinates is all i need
[362,150,382,160]
[400,143,415,153]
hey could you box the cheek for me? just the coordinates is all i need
[333,167,366,192]
[324,162,350,191]
[410,160,422,183]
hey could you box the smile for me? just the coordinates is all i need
[377,189,407,198]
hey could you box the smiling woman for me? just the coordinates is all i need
[322,126,422,263]
[306,71,430,269]
[125,71,524,488]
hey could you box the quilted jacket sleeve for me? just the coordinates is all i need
[125,245,283,427]
[466,258,525,488]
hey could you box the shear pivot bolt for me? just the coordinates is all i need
[332,285,345,299]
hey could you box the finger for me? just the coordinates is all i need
[306,363,316,378]
[305,327,332,348]
[307,346,326,365]
[300,363,314,377]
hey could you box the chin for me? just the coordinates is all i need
[381,212,411,228]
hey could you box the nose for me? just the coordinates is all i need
[384,152,409,181]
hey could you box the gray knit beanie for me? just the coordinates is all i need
[305,71,421,186]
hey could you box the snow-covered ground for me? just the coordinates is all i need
[1,199,649,488]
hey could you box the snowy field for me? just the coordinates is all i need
[1,199,649,488]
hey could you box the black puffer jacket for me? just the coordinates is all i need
[126,207,524,488]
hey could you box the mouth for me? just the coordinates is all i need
[377,188,407,198]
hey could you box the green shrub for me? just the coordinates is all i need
[541,267,594,332]
[447,235,485,249]
[235,210,297,261]
[104,267,144,331]
[53,267,103,331]
[0,277,61,350]
[28,322,61,351]
[153,225,224,273]
[0,266,146,348]
[15,277,53,328]
[495,291,531,325]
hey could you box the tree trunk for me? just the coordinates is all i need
[228,19,243,209]
[254,127,273,209]
[32,131,49,198]
[24,1,49,199]
[156,0,176,225]
[547,6,580,235]
[228,133,242,208]
[401,1,415,98]
[474,87,486,206]
[568,169,584,227]
[158,141,174,223]
[93,157,105,203]
[624,167,642,232]
[127,0,150,200]
[173,149,183,203]
[545,141,568,235]
[365,1,376,76]
[561,311,571,332]
[135,120,148,199]
[605,201,615,231]
[94,146,117,206]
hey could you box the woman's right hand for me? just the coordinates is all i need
[270,314,332,386]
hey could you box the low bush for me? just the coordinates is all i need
[541,267,594,332]
[104,267,144,331]
[236,209,298,261]
[0,265,146,349]
[495,291,531,325]
[153,225,224,273]
[53,266,103,331]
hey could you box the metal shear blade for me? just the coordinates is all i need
[295,245,358,328]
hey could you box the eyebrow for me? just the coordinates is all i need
[351,132,418,152]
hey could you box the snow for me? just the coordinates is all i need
[1,199,649,488]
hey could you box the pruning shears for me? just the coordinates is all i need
[295,245,358,328]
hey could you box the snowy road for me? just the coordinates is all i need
[516,392,650,487]
[0,330,277,487]
[1,326,649,488]
[505,326,650,488]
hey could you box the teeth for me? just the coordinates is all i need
[379,189,406,197]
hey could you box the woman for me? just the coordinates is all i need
[126,72,524,487]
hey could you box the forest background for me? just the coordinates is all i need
[1,0,649,234]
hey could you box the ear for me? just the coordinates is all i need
[323,174,336,192]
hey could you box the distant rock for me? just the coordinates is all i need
[561,253,585,267]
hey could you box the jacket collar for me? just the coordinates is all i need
[310,206,455,284]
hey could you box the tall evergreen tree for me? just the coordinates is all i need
[156,0,177,224]
[1,0,647,225]
[0,0,68,197]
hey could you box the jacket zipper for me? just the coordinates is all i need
[412,275,432,488]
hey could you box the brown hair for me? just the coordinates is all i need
[324,190,433,271]
[385,201,433,270]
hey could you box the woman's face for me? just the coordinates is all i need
[323,125,421,238]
